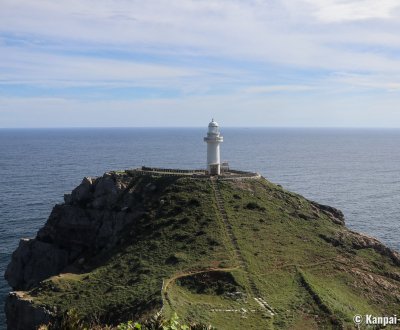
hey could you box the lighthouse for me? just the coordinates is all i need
[204,119,223,175]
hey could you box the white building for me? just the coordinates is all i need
[204,119,223,175]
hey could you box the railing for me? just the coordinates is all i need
[126,167,260,180]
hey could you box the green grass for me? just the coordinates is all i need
[167,269,274,330]
[30,175,233,325]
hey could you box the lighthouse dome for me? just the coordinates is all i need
[208,119,219,127]
[208,119,220,135]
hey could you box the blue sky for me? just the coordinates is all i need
[1,0,400,127]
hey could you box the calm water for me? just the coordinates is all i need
[1,127,400,329]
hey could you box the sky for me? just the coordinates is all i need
[1,0,400,128]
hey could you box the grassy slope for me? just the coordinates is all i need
[215,179,400,329]
[27,173,400,329]
[30,174,233,325]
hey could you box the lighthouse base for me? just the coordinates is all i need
[208,164,221,176]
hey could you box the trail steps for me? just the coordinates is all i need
[210,178,275,316]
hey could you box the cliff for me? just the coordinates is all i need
[4,169,400,329]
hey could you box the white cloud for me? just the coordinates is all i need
[1,1,400,127]
[0,45,197,87]
[300,0,400,22]
[244,85,316,93]
[5,2,400,71]
[1,91,399,128]
[331,72,400,91]
[1,0,400,75]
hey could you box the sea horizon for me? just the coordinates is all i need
[2,126,400,130]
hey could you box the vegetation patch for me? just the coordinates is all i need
[244,201,266,211]
[165,253,188,265]
[176,271,241,295]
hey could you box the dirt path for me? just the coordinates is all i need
[210,178,275,316]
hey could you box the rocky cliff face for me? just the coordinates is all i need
[4,171,155,329]
[5,291,55,330]
[4,170,400,330]
[5,172,144,291]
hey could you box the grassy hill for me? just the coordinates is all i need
[6,170,400,329]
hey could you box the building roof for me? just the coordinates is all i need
[208,119,219,127]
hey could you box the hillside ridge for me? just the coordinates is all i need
[4,167,400,329]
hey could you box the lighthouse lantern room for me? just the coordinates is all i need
[204,119,223,175]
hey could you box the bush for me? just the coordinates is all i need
[188,198,201,207]
[245,202,265,211]
[116,313,216,330]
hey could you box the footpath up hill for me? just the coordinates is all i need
[4,168,400,329]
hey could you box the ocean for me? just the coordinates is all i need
[1,127,399,329]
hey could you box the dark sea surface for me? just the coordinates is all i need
[1,127,400,329]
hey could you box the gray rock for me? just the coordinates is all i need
[144,183,157,192]
[92,196,107,209]
[349,230,400,266]
[5,238,68,290]
[37,205,99,250]
[5,291,55,330]
[94,174,117,197]
[311,201,345,225]
[320,230,400,266]
[63,193,72,204]
[71,177,93,203]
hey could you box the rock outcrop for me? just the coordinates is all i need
[320,230,400,266]
[310,201,345,225]
[5,291,55,330]
[4,239,68,290]
[5,172,143,291]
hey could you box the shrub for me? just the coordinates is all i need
[116,313,216,330]
[245,202,266,211]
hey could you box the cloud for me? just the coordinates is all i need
[0,45,195,85]
[1,1,400,72]
[1,0,400,71]
[2,91,399,128]
[243,85,316,93]
[300,0,400,22]
[1,1,400,127]
[331,72,400,91]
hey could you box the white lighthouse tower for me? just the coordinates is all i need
[204,119,223,175]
